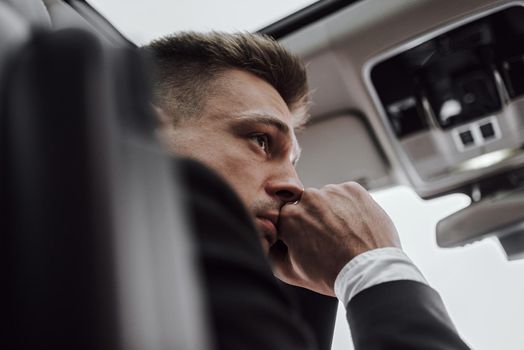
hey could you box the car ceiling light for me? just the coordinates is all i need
[439,99,462,122]
[455,147,520,172]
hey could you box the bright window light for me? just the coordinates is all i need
[88,0,319,45]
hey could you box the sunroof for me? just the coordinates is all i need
[88,0,319,45]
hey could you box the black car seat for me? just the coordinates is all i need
[3,0,51,27]
[1,1,209,349]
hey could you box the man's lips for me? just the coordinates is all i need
[256,215,278,246]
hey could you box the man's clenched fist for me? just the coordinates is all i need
[270,182,401,296]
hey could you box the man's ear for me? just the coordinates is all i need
[152,105,183,154]
[152,104,172,125]
[152,105,173,149]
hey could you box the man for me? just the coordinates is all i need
[143,32,470,349]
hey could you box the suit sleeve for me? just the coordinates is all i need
[347,280,470,350]
[177,158,318,350]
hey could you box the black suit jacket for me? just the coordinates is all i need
[347,280,470,349]
[177,158,470,350]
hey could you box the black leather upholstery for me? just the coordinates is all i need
[1,2,208,349]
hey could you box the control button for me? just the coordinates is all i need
[480,122,495,140]
[459,130,475,146]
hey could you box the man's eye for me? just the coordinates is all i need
[251,134,270,152]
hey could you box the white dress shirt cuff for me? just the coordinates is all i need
[334,247,428,307]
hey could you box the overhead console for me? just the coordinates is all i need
[366,3,524,199]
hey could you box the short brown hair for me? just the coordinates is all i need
[143,31,309,125]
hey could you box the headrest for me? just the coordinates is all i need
[43,0,130,47]
[2,0,51,27]
[0,3,30,52]
[43,0,97,31]
[0,2,30,104]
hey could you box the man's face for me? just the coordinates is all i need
[161,69,304,255]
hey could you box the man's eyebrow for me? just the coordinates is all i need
[233,112,290,135]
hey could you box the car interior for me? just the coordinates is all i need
[3,0,524,349]
[273,0,524,259]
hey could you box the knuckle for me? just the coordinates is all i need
[302,187,320,200]
[304,187,318,194]
[323,184,340,194]
[344,181,366,194]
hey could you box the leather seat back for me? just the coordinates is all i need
[1,1,209,349]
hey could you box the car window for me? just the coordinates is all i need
[334,186,524,350]
[88,0,319,44]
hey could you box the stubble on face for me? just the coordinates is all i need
[158,69,303,255]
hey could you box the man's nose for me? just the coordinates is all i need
[266,168,304,204]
